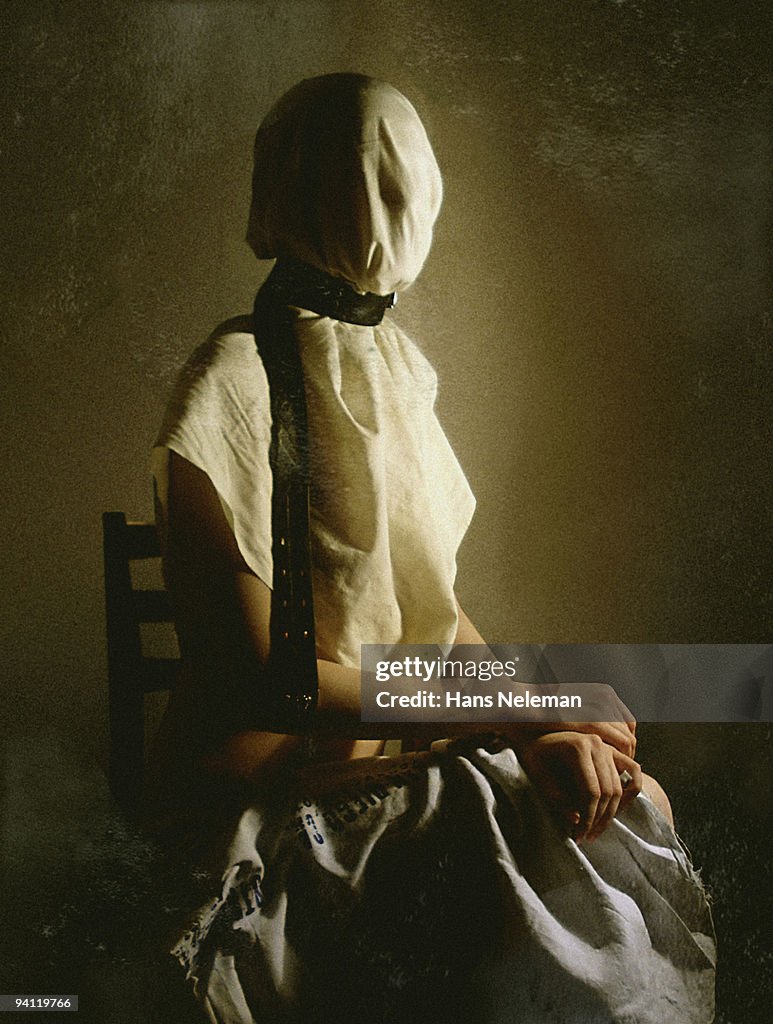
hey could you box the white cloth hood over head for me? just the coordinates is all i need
[246,73,443,295]
[154,74,474,666]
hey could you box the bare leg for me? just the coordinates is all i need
[641,772,674,827]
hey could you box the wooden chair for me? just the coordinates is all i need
[102,511,179,813]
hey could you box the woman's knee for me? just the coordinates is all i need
[641,772,674,827]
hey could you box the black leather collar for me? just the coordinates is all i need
[263,257,396,326]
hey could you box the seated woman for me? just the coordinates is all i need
[147,73,715,1024]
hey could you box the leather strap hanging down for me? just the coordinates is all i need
[252,258,395,731]
[253,289,318,731]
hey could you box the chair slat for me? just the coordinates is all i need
[103,511,179,815]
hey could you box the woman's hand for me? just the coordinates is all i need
[510,684,637,759]
[513,731,642,842]
[549,681,637,758]
[452,601,637,758]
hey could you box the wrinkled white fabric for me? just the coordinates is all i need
[171,745,716,1024]
[152,310,475,664]
[246,74,442,295]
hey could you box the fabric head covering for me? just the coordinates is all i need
[246,73,443,295]
[154,74,474,666]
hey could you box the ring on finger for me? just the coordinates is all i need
[619,769,634,789]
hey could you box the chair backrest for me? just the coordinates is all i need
[103,511,179,812]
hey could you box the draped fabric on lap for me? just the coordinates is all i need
[171,745,715,1024]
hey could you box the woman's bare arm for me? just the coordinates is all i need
[163,453,544,748]
[453,600,637,759]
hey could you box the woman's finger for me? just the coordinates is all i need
[588,745,623,839]
[589,750,643,838]
[565,737,603,839]
[589,743,614,838]
[612,751,643,813]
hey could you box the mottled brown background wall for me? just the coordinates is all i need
[1,1,770,1021]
